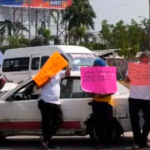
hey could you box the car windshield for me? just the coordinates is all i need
[0,77,32,99]
[67,53,98,66]
[115,82,129,95]
[0,91,6,97]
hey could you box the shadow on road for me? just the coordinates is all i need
[0,135,148,150]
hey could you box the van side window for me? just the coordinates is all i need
[31,57,40,70]
[2,57,30,72]
[40,56,49,68]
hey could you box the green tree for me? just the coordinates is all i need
[18,35,30,46]
[140,19,149,51]
[99,20,114,48]
[37,27,56,45]
[66,25,98,45]
[1,35,28,53]
[30,36,44,47]
[62,0,96,31]
[79,42,107,50]
[0,20,28,36]
[66,26,86,44]
[99,20,145,59]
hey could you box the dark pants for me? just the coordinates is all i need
[129,98,150,145]
[92,101,113,144]
[38,100,63,140]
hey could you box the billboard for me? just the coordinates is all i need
[0,0,72,9]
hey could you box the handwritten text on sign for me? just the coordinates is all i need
[81,67,117,94]
[128,63,150,85]
[33,51,68,87]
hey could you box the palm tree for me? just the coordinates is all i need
[66,26,97,45]
[62,0,96,31]
[83,32,98,43]
[1,35,28,53]
[37,27,56,45]
[66,26,86,44]
[0,20,28,36]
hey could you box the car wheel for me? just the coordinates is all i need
[89,124,100,145]
[112,126,122,144]
[89,123,121,145]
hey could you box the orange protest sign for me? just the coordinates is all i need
[33,51,68,86]
[128,62,150,85]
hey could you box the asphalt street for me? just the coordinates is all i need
[0,132,149,150]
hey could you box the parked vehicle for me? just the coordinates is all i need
[1,45,98,83]
[0,71,143,144]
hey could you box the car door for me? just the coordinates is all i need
[0,81,41,131]
[60,77,92,123]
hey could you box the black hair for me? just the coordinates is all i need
[140,52,150,59]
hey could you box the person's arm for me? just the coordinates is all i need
[60,65,71,79]
[125,76,131,83]
[0,75,6,90]
[124,70,131,83]
[65,65,71,77]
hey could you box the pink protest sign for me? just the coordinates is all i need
[128,63,150,85]
[81,67,117,94]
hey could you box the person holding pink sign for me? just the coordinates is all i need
[125,52,150,150]
[90,58,114,148]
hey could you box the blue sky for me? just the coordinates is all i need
[90,0,149,32]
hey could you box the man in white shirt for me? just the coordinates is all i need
[38,62,70,150]
[125,52,150,149]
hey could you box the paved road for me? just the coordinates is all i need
[0,132,149,150]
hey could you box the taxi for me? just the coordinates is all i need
[0,71,141,143]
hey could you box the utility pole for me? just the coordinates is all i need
[28,0,31,46]
[24,0,31,46]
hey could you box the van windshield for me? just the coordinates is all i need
[67,53,98,66]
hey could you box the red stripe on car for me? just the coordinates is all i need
[0,121,81,130]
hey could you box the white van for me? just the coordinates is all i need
[1,45,98,83]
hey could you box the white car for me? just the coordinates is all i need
[0,71,144,143]
[0,83,18,94]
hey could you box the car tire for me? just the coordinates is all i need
[89,123,99,145]
[89,123,121,145]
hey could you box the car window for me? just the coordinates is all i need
[115,82,129,95]
[72,79,84,98]
[60,78,73,99]
[7,81,40,101]
[2,57,30,72]
[31,57,40,70]
[40,56,49,68]
[60,78,88,99]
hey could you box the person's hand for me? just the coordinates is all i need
[66,65,71,70]
[49,75,54,79]
[97,94,105,98]
[125,76,131,83]
[97,93,112,98]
